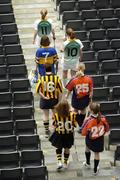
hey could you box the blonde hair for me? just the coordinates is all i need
[40,9,48,20]
[66,28,75,39]
[76,63,85,76]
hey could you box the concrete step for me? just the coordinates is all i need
[12,0,51,4]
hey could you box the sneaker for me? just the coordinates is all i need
[64,161,69,169]
[57,161,63,170]
[83,161,91,169]
[93,166,99,176]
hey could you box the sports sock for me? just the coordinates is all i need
[43,120,49,134]
[94,159,99,173]
[64,152,70,164]
[85,151,91,165]
[76,113,86,127]
[56,149,62,161]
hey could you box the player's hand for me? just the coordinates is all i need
[53,36,56,40]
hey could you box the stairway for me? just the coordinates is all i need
[12,0,119,179]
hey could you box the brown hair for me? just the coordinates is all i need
[55,99,70,118]
[40,35,50,46]
[89,102,101,123]
[66,28,75,39]
[40,9,48,20]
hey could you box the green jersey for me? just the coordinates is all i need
[37,20,52,37]
[64,40,81,61]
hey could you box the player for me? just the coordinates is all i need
[36,64,63,137]
[49,99,77,170]
[81,102,109,175]
[61,28,83,87]
[33,8,56,46]
[65,63,93,131]
[35,35,58,76]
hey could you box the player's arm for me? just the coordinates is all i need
[79,48,83,62]
[52,28,56,40]
[33,29,37,44]
[89,77,93,99]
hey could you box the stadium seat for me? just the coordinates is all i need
[81,9,97,20]
[0,107,12,121]
[75,30,88,41]
[108,129,120,150]
[6,54,25,66]
[0,151,19,169]
[0,45,3,55]
[13,106,34,120]
[97,49,115,61]
[0,92,12,107]
[89,29,106,40]
[13,91,34,107]
[114,146,120,166]
[0,55,5,65]
[59,1,76,19]
[116,49,120,59]
[111,86,120,100]
[0,167,23,180]
[90,74,105,87]
[20,150,44,167]
[111,39,120,49]
[98,8,114,19]
[77,0,94,11]
[82,40,91,51]
[0,13,15,24]
[0,0,11,4]
[8,64,27,79]
[15,119,37,135]
[17,134,41,150]
[107,28,120,39]
[102,18,119,29]
[111,0,120,8]
[0,65,7,79]
[0,135,17,152]
[84,61,99,75]
[1,23,18,34]
[85,19,101,30]
[4,44,22,55]
[66,20,83,31]
[92,39,110,51]
[23,166,48,180]
[100,101,119,115]
[82,50,95,61]
[0,4,13,14]
[10,78,31,92]
[62,10,79,28]
[107,73,120,86]
[115,8,120,18]
[93,87,110,101]
[101,59,119,74]
[106,114,120,130]
[2,34,20,45]
[95,0,110,9]
[0,80,9,92]
[0,121,14,136]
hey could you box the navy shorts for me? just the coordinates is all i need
[72,95,90,110]
[86,135,104,152]
[40,98,58,109]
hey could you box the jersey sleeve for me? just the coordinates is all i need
[57,76,64,93]
[65,78,75,91]
[81,119,90,136]
[76,39,84,49]
[89,77,93,95]
[35,79,41,94]
[53,48,59,61]
[34,19,40,30]
[102,117,110,133]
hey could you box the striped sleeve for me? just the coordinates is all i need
[35,79,41,94]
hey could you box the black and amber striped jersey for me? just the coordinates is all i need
[52,111,77,134]
[36,74,63,99]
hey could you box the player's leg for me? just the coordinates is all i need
[62,69,68,87]
[64,148,70,168]
[56,148,63,169]
[43,109,50,137]
[93,152,100,175]
[83,145,91,168]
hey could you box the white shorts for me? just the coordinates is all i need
[62,59,79,71]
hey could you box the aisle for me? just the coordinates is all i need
[12,0,117,179]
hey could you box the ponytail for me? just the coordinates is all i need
[40,9,48,20]
[90,102,101,124]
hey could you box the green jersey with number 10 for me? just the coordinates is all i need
[37,20,52,37]
[64,40,81,61]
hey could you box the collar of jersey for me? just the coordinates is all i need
[41,46,49,48]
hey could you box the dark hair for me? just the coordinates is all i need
[45,64,52,73]
[90,102,101,123]
[40,9,48,20]
[40,35,50,46]
[55,99,70,118]
[66,28,75,39]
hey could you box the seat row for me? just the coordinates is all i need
[0,166,48,180]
